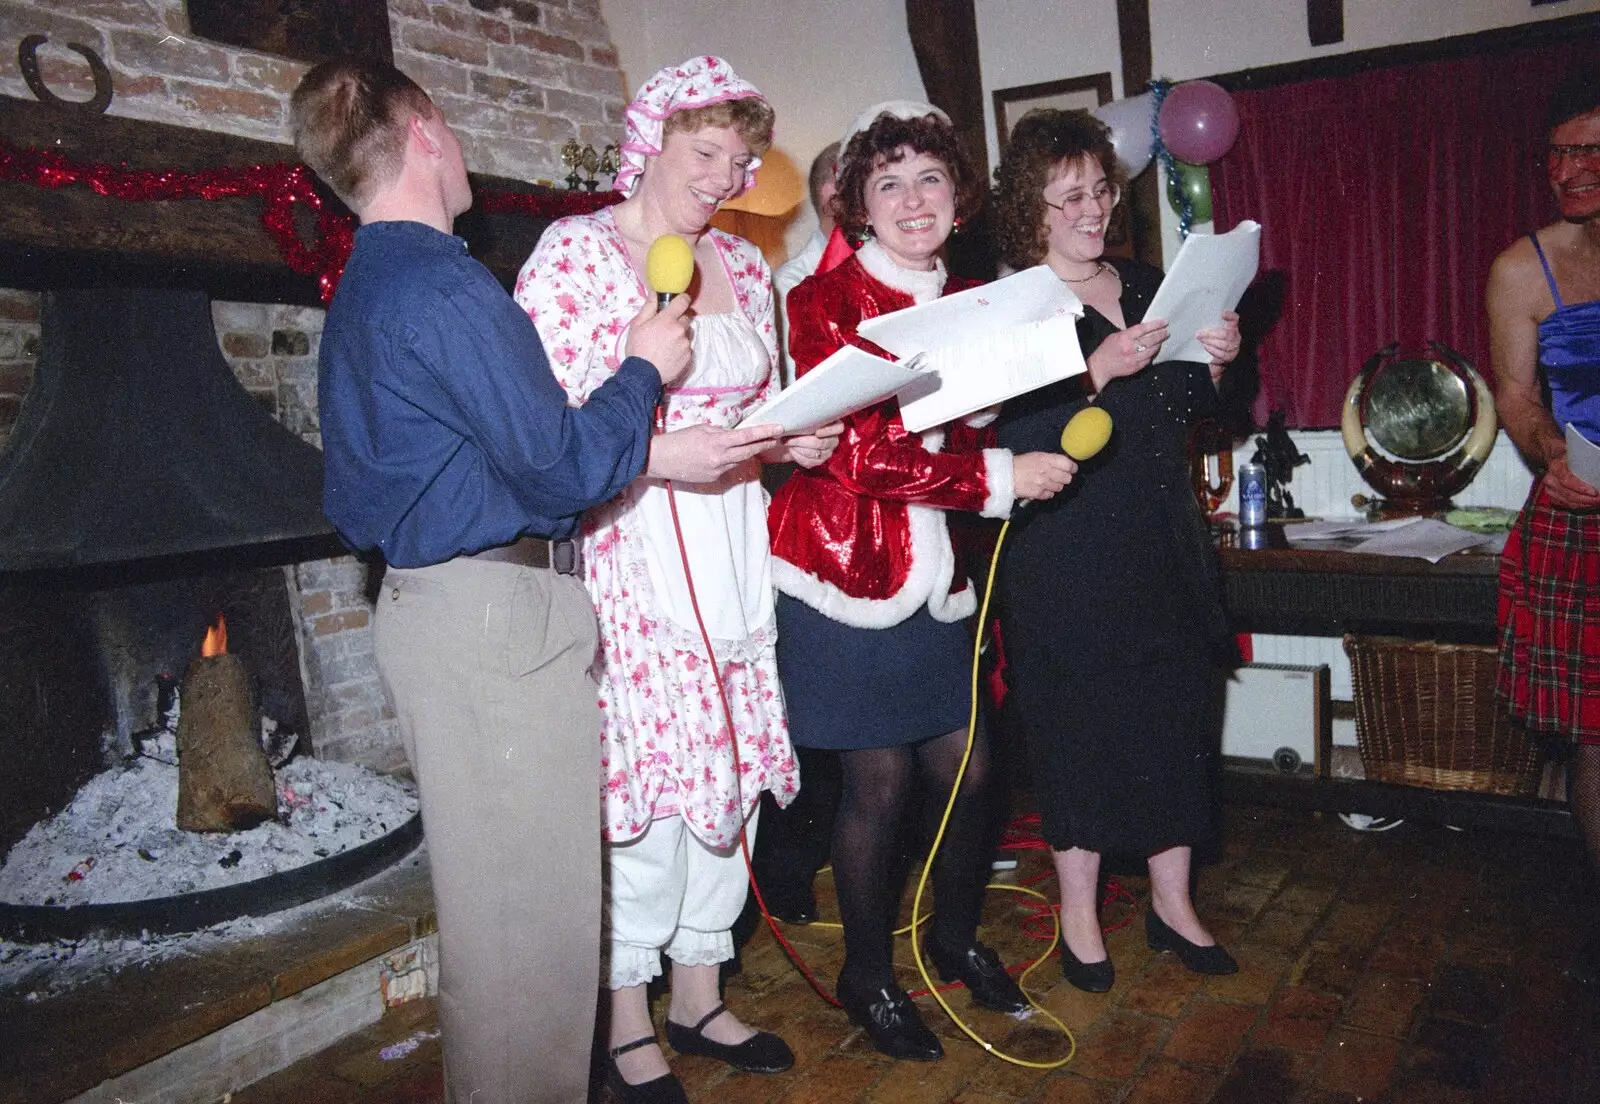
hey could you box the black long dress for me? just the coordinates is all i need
[996,257,1234,856]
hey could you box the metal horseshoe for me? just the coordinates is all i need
[18,33,114,114]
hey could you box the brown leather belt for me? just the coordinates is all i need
[465,536,580,575]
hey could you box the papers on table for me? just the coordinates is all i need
[738,343,923,435]
[1146,220,1261,364]
[1281,517,1422,541]
[1567,423,1600,489]
[857,265,1087,433]
[1283,515,1499,563]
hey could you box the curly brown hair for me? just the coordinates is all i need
[831,113,983,235]
[664,97,775,159]
[992,108,1121,270]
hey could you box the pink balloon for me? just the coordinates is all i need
[1157,80,1240,164]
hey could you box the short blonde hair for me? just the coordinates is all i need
[290,58,434,209]
[663,97,776,159]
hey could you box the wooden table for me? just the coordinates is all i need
[1215,522,1500,641]
[1211,523,1572,837]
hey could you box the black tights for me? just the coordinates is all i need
[1571,744,1600,908]
[831,725,996,990]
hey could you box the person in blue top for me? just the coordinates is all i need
[290,58,692,1103]
[1488,64,1600,985]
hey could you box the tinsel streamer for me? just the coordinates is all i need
[477,189,619,218]
[0,140,622,304]
[1147,78,1194,241]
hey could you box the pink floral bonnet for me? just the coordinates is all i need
[615,55,767,198]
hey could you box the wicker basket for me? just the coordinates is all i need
[1342,634,1544,796]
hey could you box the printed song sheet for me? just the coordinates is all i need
[1147,220,1261,364]
[857,265,1087,433]
[739,344,924,434]
[1566,423,1600,488]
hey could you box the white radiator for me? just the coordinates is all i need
[1219,428,1535,519]
[1220,663,1330,773]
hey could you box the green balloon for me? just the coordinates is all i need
[1166,159,1212,223]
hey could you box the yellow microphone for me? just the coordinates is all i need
[645,234,695,309]
[1061,405,1112,460]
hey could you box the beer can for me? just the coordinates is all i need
[1239,524,1270,550]
[1239,463,1268,528]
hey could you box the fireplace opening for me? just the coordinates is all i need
[0,558,314,857]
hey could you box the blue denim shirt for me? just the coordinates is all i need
[319,220,660,568]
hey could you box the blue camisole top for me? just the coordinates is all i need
[1531,233,1600,444]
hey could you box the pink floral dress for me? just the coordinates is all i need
[514,209,798,848]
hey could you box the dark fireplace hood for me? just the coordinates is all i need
[0,287,333,572]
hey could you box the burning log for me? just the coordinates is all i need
[176,616,276,832]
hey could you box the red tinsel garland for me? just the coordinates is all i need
[0,139,621,305]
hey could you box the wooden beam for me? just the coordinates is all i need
[905,0,996,280]
[0,95,564,306]
[1307,0,1345,47]
[1208,9,1600,92]
[1116,0,1163,269]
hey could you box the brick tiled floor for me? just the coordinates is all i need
[230,804,1600,1103]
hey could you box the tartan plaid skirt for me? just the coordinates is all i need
[1497,481,1600,743]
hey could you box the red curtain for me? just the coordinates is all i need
[1210,38,1595,429]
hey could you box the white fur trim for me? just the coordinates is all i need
[980,448,1014,520]
[856,239,946,304]
[920,427,945,453]
[773,503,974,628]
[965,405,1000,429]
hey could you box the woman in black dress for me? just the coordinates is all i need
[992,109,1242,991]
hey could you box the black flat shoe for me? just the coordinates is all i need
[836,974,944,1061]
[926,940,1030,1014]
[606,1037,689,1104]
[1058,940,1114,993]
[665,1002,794,1074]
[1145,909,1238,975]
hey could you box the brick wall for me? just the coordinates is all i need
[0,0,628,769]
[0,0,626,171]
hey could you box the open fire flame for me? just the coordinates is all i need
[201,614,228,658]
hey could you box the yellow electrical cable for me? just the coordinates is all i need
[904,517,1076,1068]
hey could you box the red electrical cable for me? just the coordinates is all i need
[658,451,1131,1009]
[660,474,840,1006]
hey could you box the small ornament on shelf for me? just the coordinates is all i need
[560,139,584,190]
[579,144,601,191]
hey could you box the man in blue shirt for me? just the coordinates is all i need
[291,59,692,1103]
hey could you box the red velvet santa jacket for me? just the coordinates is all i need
[767,242,1014,629]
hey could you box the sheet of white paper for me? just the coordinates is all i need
[856,265,1088,433]
[1147,220,1261,365]
[738,343,923,435]
[857,265,1082,357]
[1566,423,1600,488]
[1348,518,1496,563]
[1283,516,1424,542]
[896,314,1087,433]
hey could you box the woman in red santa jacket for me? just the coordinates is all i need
[767,101,1078,1061]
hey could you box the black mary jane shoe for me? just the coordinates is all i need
[1145,909,1238,976]
[606,1037,689,1104]
[665,1002,794,1074]
[926,940,1030,1014]
[836,974,944,1061]
[1058,939,1115,993]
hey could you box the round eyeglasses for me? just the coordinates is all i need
[1043,183,1121,216]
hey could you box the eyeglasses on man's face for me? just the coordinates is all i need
[1547,143,1600,171]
